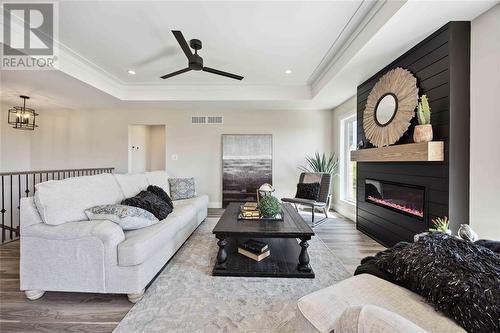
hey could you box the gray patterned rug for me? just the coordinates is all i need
[114,218,350,333]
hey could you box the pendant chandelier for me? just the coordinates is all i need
[8,95,38,130]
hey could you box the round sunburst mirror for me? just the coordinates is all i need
[363,67,418,147]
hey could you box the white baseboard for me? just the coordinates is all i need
[208,202,222,209]
[332,202,356,222]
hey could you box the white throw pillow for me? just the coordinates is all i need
[85,204,159,230]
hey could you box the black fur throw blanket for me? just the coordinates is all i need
[356,234,500,332]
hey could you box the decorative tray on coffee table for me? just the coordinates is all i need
[237,211,284,222]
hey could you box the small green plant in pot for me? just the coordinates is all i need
[414,94,433,143]
[258,195,281,218]
[429,216,451,235]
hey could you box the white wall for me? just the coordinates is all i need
[0,106,332,207]
[470,4,500,240]
[149,125,166,171]
[331,96,357,221]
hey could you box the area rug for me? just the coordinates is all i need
[114,218,350,333]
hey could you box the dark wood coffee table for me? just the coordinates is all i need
[212,202,315,278]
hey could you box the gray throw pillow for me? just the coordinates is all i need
[85,204,159,230]
[169,177,196,200]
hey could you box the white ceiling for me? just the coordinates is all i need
[1,0,498,110]
[59,1,370,85]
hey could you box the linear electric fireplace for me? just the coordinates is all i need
[365,179,424,219]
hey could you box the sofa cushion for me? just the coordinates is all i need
[85,204,159,230]
[144,171,170,195]
[34,173,124,225]
[118,204,196,266]
[297,274,464,333]
[173,195,208,213]
[114,173,149,198]
[335,305,427,333]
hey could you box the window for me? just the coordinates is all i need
[340,115,357,203]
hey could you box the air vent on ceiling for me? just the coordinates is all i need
[191,116,224,125]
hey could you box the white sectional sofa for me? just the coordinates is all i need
[20,171,208,302]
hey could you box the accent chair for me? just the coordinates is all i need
[282,172,332,227]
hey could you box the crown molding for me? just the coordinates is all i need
[309,0,407,96]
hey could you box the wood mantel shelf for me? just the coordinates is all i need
[351,141,444,162]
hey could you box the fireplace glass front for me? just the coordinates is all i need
[365,179,424,219]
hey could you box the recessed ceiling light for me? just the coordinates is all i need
[127,69,136,75]
[285,69,292,74]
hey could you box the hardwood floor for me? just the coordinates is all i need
[0,208,383,333]
[313,211,385,274]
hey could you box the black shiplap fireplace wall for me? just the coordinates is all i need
[356,22,470,247]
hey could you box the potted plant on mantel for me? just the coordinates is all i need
[414,94,433,143]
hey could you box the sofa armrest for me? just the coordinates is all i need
[20,197,43,231]
[21,196,125,245]
[22,219,125,246]
[335,305,428,333]
[20,217,125,293]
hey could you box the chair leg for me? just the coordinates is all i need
[323,207,329,218]
[311,206,315,227]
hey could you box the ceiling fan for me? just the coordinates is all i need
[161,30,244,81]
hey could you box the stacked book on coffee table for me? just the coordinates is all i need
[240,202,260,219]
[238,239,270,261]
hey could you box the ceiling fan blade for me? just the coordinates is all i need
[160,68,191,79]
[202,67,244,80]
[172,30,193,60]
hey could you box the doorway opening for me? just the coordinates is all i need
[128,125,166,173]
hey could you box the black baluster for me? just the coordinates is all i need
[10,175,13,239]
[25,174,30,197]
[32,173,35,194]
[17,175,21,225]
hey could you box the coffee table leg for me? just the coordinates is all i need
[215,236,228,269]
[297,238,312,272]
